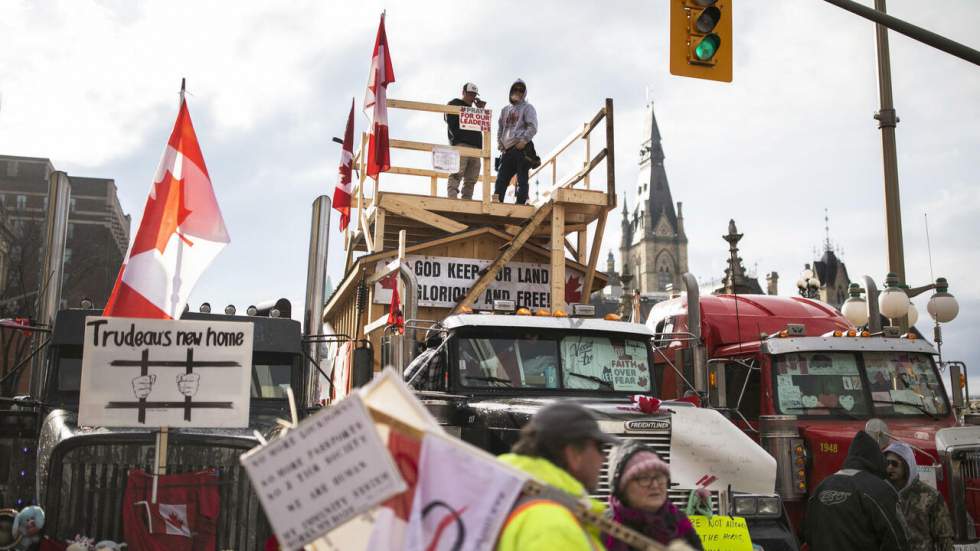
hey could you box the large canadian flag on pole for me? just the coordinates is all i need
[332,98,355,231]
[103,92,229,319]
[364,12,395,179]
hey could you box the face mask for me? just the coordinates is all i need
[510,92,524,103]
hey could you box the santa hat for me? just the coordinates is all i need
[618,449,670,490]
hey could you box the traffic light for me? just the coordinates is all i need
[670,0,733,83]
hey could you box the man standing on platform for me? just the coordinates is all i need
[494,79,537,205]
[445,82,486,200]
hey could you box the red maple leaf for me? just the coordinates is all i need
[565,274,583,303]
[132,170,193,256]
[167,511,185,529]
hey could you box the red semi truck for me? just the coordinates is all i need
[646,274,980,548]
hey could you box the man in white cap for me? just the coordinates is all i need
[445,82,486,200]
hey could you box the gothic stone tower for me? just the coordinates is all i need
[619,100,688,295]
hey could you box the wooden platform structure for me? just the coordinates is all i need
[324,97,617,371]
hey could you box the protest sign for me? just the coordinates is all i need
[432,146,460,173]
[459,107,491,132]
[669,407,777,495]
[374,255,586,310]
[241,394,406,550]
[78,316,252,428]
[690,516,753,551]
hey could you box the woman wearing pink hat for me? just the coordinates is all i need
[605,442,704,550]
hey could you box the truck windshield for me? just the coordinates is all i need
[458,333,652,392]
[773,351,948,418]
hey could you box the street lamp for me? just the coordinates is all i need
[797,266,820,300]
[878,272,908,320]
[926,277,959,323]
[841,283,869,327]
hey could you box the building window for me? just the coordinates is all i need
[16,195,26,210]
[657,269,671,292]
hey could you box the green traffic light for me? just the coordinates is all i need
[695,34,721,61]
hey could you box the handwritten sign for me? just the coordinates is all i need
[669,407,777,495]
[374,255,585,309]
[241,394,406,550]
[432,146,460,173]
[78,316,252,428]
[459,106,491,132]
[690,516,753,551]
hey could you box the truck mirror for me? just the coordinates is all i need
[707,362,726,409]
[949,362,965,408]
[352,347,374,388]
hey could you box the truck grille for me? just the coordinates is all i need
[957,449,980,538]
[46,439,270,550]
[594,433,719,513]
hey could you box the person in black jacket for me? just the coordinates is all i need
[444,82,486,200]
[805,430,911,551]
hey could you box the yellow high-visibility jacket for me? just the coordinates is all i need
[495,454,605,551]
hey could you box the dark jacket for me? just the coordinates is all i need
[446,98,483,148]
[805,431,911,551]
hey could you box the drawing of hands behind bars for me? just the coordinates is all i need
[176,373,200,397]
[131,374,156,399]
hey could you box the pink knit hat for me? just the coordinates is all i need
[618,450,670,490]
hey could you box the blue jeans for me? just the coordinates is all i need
[494,147,529,204]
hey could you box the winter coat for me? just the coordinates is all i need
[604,441,703,551]
[805,431,911,551]
[495,453,604,551]
[445,98,483,148]
[886,442,954,551]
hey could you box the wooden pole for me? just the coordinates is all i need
[550,204,566,313]
[151,427,169,503]
[582,210,607,305]
[604,98,616,208]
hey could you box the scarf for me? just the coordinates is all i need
[603,494,697,551]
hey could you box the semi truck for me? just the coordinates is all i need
[646,273,980,547]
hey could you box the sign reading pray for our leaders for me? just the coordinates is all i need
[78,316,253,428]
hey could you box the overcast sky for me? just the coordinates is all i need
[2,1,978,388]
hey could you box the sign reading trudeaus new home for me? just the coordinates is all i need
[78,316,253,428]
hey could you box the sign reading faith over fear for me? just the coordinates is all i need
[241,394,406,550]
[374,255,586,310]
[78,316,253,428]
[459,106,492,132]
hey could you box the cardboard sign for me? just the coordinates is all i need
[78,316,252,428]
[432,146,460,173]
[241,394,406,550]
[459,106,491,132]
[690,516,753,551]
[373,255,585,309]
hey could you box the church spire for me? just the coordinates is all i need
[638,98,678,235]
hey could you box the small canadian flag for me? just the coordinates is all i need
[104,89,229,319]
[136,501,192,538]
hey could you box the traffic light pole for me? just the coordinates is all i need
[823,0,980,67]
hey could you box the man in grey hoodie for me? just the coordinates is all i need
[884,442,954,551]
[493,79,537,204]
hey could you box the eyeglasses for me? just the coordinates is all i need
[886,459,903,468]
[633,474,669,488]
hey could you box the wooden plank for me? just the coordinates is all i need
[379,192,535,220]
[372,208,386,253]
[430,175,437,196]
[390,139,484,158]
[582,210,607,304]
[605,98,616,208]
[551,204,566,313]
[452,203,554,314]
[577,230,587,264]
[367,259,401,285]
[583,127,591,189]
[389,165,451,179]
[387,98,463,115]
[384,197,468,233]
[564,238,577,258]
[554,187,608,206]
[364,315,389,336]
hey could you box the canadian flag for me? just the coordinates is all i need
[333,98,355,231]
[385,274,404,334]
[364,12,395,179]
[103,96,229,319]
[135,501,192,538]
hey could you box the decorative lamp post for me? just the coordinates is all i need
[926,277,959,323]
[906,300,919,326]
[797,266,820,300]
[878,272,909,320]
[841,283,869,327]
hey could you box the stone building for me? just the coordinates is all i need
[0,155,130,313]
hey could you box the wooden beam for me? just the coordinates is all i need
[389,165,451,179]
[564,238,577,258]
[372,208,385,253]
[582,210,607,304]
[453,203,554,314]
[554,187,608,206]
[384,197,468,233]
[364,315,390,336]
[387,98,463,115]
[390,139,484,158]
[551,204,566,313]
[605,98,616,208]
[577,230,587,264]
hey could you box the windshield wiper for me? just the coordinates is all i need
[465,375,513,387]
[872,399,939,420]
[784,406,860,420]
[567,372,614,390]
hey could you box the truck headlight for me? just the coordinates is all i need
[733,494,782,518]
[734,496,757,515]
[758,496,781,516]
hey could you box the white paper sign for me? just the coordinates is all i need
[78,316,252,428]
[374,255,585,309]
[432,146,460,173]
[459,107,492,132]
[669,407,777,495]
[241,394,406,550]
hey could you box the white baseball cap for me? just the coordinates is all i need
[463,82,479,95]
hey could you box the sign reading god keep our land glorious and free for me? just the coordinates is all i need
[241,394,406,550]
[78,316,253,428]
[374,255,586,310]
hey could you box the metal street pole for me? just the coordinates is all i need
[873,0,906,293]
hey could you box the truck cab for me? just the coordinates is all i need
[648,290,979,546]
[22,307,303,549]
[403,311,799,551]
